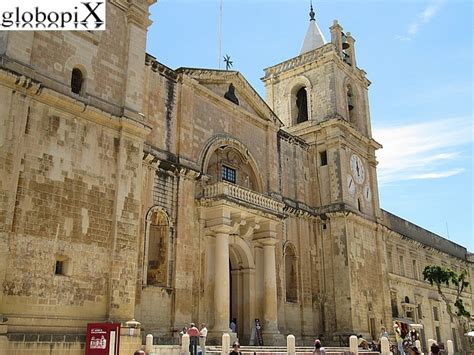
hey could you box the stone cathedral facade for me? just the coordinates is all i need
[0,1,472,353]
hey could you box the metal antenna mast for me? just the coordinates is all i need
[218,0,223,69]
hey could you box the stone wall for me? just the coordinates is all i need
[383,225,471,351]
[0,80,147,330]
[382,209,468,259]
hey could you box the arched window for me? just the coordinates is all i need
[205,144,259,191]
[146,209,169,286]
[296,87,308,123]
[71,68,83,94]
[285,244,298,302]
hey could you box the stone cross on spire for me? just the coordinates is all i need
[299,1,326,55]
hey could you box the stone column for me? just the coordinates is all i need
[214,230,230,333]
[261,237,279,333]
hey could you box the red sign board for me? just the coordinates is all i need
[85,323,121,355]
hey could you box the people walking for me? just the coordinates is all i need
[187,323,200,355]
[394,322,405,355]
[199,323,208,355]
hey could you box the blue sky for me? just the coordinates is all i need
[146,0,473,252]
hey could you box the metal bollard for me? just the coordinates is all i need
[145,334,153,353]
[349,335,358,354]
[447,340,454,355]
[182,334,190,355]
[221,333,230,355]
[381,336,390,355]
[287,334,295,355]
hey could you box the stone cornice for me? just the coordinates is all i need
[145,54,179,81]
[110,0,155,29]
[263,43,369,87]
[277,129,309,150]
[0,68,151,137]
[141,147,201,180]
[381,224,470,264]
[285,117,382,152]
[263,43,334,79]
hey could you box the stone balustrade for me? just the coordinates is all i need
[199,182,285,215]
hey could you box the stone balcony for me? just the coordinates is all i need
[197,182,285,217]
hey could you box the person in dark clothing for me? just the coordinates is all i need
[229,342,242,355]
[430,343,441,354]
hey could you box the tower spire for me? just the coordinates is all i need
[300,2,326,54]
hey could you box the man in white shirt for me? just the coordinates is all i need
[199,323,208,355]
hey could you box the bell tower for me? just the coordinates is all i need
[262,8,381,218]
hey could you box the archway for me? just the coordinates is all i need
[229,237,255,344]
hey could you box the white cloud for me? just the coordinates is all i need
[410,168,465,180]
[373,116,472,184]
[395,0,445,41]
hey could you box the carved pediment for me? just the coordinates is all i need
[176,68,282,127]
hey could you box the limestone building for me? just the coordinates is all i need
[0,1,472,353]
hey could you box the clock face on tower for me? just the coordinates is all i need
[350,154,365,184]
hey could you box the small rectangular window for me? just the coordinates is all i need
[387,251,393,273]
[221,165,236,183]
[54,256,70,276]
[433,306,439,321]
[399,255,405,276]
[417,304,423,320]
[55,260,64,275]
[412,259,418,280]
[320,151,327,166]
[435,326,441,342]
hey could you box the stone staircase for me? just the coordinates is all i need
[204,345,379,354]
[146,344,380,355]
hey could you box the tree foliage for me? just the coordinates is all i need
[422,265,471,319]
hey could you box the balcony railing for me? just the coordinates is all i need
[198,182,285,216]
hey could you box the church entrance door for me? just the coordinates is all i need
[229,238,255,345]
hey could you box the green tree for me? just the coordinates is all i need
[423,265,471,351]
[422,265,470,319]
